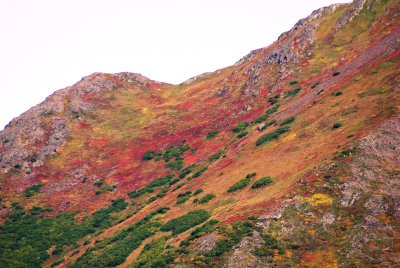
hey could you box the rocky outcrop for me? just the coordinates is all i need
[225,231,272,268]
[0,72,156,174]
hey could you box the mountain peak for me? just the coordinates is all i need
[0,1,399,267]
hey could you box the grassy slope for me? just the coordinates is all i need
[0,1,399,267]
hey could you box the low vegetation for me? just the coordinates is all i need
[251,177,274,189]
[24,183,44,197]
[197,193,216,204]
[227,175,253,193]
[232,122,249,133]
[206,130,219,139]
[256,126,290,146]
[161,209,210,235]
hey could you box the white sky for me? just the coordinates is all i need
[0,0,351,130]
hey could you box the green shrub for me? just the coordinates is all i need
[166,159,184,170]
[268,98,278,105]
[13,164,22,169]
[93,179,104,187]
[95,185,116,195]
[227,178,251,193]
[236,131,248,139]
[0,212,96,267]
[194,189,204,195]
[251,177,273,189]
[161,210,210,235]
[333,91,343,96]
[311,81,320,89]
[255,126,290,146]
[280,116,296,126]
[198,194,216,204]
[142,151,159,160]
[332,122,342,129]
[232,122,249,133]
[24,183,44,197]
[253,106,279,124]
[208,150,224,163]
[190,165,208,179]
[128,175,173,199]
[176,191,192,205]
[285,87,301,97]
[206,130,219,139]
[289,80,298,85]
[246,173,257,179]
[75,208,167,267]
[133,237,175,268]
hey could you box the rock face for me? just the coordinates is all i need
[225,231,272,268]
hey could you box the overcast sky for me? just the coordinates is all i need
[0,0,351,130]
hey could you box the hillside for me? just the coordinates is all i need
[0,0,399,267]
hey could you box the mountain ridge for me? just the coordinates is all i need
[0,0,399,267]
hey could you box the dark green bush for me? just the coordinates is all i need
[268,98,278,105]
[161,209,210,235]
[206,130,219,139]
[311,81,320,89]
[255,126,290,146]
[289,80,298,85]
[280,116,296,126]
[285,87,301,97]
[333,91,343,96]
[142,151,159,160]
[24,183,44,197]
[75,208,167,267]
[236,131,248,139]
[93,179,104,187]
[208,149,224,163]
[227,178,251,193]
[253,106,279,124]
[251,177,273,189]
[95,185,116,195]
[166,159,184,170]
[232,122,249,133]
[332,122,342,129]
[194,189,204,195]
[246,173,257,179]
[179,164,195,179]
[198,194,216,204]
[190,165,208,179]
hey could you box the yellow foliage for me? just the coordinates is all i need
[281,133,297,142]
[305,193,333,206]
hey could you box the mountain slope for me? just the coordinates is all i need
[0,0,399,267]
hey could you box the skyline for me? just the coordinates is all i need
[0,0,350,130]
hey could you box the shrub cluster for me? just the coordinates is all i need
[255,126,290,146]
[128,175,173,199]
[24,183,44,197]
[280,116,296,126]
[227,178,251,193]
[232,122,249,133]
[197,193,216,204]
[285,87,301,97]
[206,130,220,139]
[161,209,210,235]
[251,177,274,189]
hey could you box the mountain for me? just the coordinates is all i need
[0,0,399,267]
